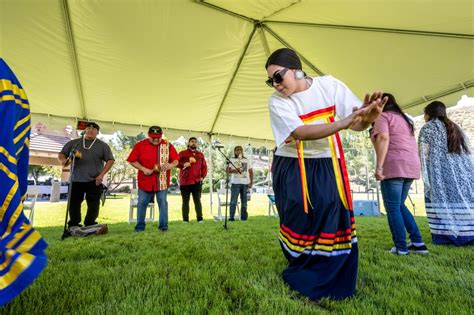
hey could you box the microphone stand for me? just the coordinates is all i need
[215,146,241,230]
[61,143,80,240]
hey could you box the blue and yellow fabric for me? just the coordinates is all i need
[0,58,48,306]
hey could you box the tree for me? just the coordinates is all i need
[210,145,234,190]
[28,165,62,183]
[28,165,48,183]
[170,138,187,187]
[340,130,377,191]
[105,131,142,192]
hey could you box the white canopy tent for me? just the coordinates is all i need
[1,0,472,146]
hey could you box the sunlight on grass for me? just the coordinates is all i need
[31,192,427,228]
[31,193,276,228]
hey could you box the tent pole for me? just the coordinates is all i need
[61,0,87,119]
[196,1,255,23]
[208,133,214,216]
[210,25,258,133]
[265,20,474,40]
[258,24,271,57]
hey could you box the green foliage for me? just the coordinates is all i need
[106,131,148,192]
[201,181,210,193]
[28,165,61,182]
[210,145,234,190]
[252,168,268,184]
[341,130,377,191]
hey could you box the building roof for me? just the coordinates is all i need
[30,133,71,153]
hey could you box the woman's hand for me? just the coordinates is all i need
[375,167,385,181]
[360,91,388,123]
[338,107,366,130]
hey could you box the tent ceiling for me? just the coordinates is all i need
[1,0,473,145]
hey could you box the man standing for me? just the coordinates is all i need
[127,126,179,232]
[178,137,207,223]
[58,122,115,228]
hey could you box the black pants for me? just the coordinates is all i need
[68,181,101,227]
[180,183,203,222]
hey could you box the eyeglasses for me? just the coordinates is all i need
[266,68,290,88]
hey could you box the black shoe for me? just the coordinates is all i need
[229,218,235,221]
[408,243,429,254]
[159,228,168,232]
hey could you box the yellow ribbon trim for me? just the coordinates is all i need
[296,140,313,213]
[280,233,352,252]
[325,118,348,209]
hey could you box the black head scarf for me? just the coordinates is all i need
[265,48,302,70]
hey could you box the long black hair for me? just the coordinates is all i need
[424,101,470,155]
[382,93,415,135]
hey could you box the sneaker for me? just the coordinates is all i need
[198,220,204,224]
[229,218,235,221]
[183,221,189,224]
[408,243,429,255]
[388,247,409,255]
[159,228,168,232]
[134,229,144,233]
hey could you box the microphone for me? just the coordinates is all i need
[212,141,224,149]
[70,142,80,156]
[64,142,81,166]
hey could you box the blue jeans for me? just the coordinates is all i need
[230,184,248,220]
[136,189,168,231]
[380,178,424,252]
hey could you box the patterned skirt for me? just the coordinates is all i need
[272,156,358,300]
[426,197,474,246]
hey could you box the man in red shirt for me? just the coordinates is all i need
[127,126,178,232]
[178,137,208,222]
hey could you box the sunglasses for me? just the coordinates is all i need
[266,67,290,88]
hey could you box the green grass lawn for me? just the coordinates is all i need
[2,195,472,314]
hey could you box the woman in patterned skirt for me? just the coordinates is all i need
[265,48,387,300]
[419,101,474,245]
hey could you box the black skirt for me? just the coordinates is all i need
[272,156,358,300]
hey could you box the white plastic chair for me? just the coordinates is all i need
[215,188,240,220]
[129,189,155,223]
[266,187,278,218]
[24,185,39,225]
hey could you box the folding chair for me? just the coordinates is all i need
[24,185,39,225]
[215,188,240,220]
[266,187,278,218]
[129,189,155,223]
